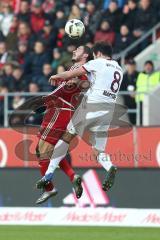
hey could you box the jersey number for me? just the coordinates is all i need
[110,71,121,93]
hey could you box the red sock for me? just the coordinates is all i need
[39,159,54,191]
[59,158,75,182]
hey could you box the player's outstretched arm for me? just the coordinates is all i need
[49,67,86,85]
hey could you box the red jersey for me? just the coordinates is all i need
[37,63,88,145]
[44,64,88,110]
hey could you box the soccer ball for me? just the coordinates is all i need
[65,19,85,39]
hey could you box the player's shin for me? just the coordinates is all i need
[36,159,58,204]
[97,153,117,192]
[59,157,75,182]
[45,140,69,179]
[97,152,113,171]
[38,159,54,191]
[92,132,113,171]
[59,157,83,198]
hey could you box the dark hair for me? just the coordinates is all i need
[92,42,113,58]
[144,60,154,66]
[83,45,93,61]
[128,0,137,3]
[127,59,136,65]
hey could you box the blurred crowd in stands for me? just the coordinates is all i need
[0,0,160,126]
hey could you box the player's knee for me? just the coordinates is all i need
[62,132,75,143]
[36,139,54,160]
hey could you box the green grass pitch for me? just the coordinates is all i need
[0,226,160,240]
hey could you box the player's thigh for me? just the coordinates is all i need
[67,100,86,135]
[40,109,73,144]
[84,109,112,152]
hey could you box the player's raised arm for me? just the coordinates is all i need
[49,67,86,85]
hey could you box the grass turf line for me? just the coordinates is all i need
[0,226,160,240]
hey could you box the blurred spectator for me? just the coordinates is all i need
[154,0,160,19]
[0,86,9,125]
[122,0,138,31]
[42,0,55,14]
[56,27,66,49]
[37,20,57,51]
[0,63,14,90]
[133,0,158,39]
[24,41,50,77]
[12,95,25,109]
[16,41,28,66]
[30,2,46,33]
[5,15,19,51]
[54,10,66,30]
[94,20,115,45]
[33,63,54,92]
[27,82,42,125]
[82,1,101,36]
[120,59,139,124]
[136,60,160,124]
[12,0,21,14]
[114,25,133,53]
[0,3,14,37]
[60,44,76,69]
[68,4,81,20]
[51,48,62,73]
[28,82,40,93]
[86,42,94,48]
[103,0,127,9]
[0,0,159,128]
[56,65,66,74]
[12,66,27,91]
[17,22,35,50]
[55,0,74,12]
[17,0,30,23]
[0,31,4,42]
[0,42,14,69]
[103,0,123,32]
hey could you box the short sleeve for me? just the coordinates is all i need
[83,60,96,73]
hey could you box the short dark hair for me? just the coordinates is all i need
[128,0,137,3]
[92,42,113,58]
[127,59,136,65]
[83,45,93,61]
[144,60,154,66]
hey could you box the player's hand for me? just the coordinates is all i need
[49,75,58,85]
[49,75,65,86]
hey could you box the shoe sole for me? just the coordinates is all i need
[102,167,117,192]
[74,176,83,199]
[36,190,58,204]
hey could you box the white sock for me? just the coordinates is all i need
[45,140,69,175]
[97,152,113,171]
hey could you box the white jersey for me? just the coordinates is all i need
[83,58,123,103]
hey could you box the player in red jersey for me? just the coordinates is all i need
[35,45,93,204]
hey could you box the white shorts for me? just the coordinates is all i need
[67,97,115,151]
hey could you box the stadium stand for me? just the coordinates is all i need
[0,0,160,126]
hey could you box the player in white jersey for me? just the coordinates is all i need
[36,42,123,192]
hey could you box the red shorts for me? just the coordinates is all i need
[37,107,74,145]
